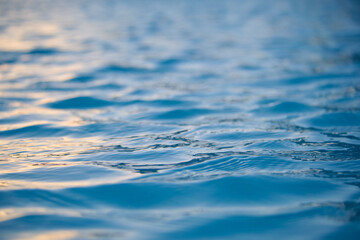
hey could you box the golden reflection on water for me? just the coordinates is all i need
[15,230,78,240]
[0,135,139,190]
[1,137,104,160]
[0,207,82,222]
[0,161,81,175]
[15,230,130,240]
[0,138,100,168]
[1,62,85,82]
[0,105,71,116]
[0,20,86,85]
[0,173,138,190]
[0,22,60,52]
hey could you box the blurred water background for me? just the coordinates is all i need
[0,0,360,239]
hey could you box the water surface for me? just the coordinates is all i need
[1,0,360,239]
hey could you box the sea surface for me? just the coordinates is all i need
[1,0,360,239]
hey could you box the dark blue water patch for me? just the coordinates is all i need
[281,73,358,85]
[26,47,60,55]
[157,58,184,71]
[46,96,114,109]
[140,99,193,107]
[66,75,96,83]
[298,112,360,128]
[195,73,220,80]
[350,52,360,64]
[97,64,153,74]
[88,83,125,90]
[335,32,360,43]
[46,97,192,110]
[237,64,261,71]
[158,58,183,67]
[128,89,152,96]
[252,101,318,115]
[324,221,360,240]
[108,99,192,108]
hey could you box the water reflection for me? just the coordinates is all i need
[0,0,360,239]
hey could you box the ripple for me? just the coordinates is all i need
[206,131,290,142]
[0,165,126,182]
[253,101,317,115]
[26,47,60,55]
[281,73,358,85]
[153,108,215,120]
[0,175,348,208]
[46,96,114,109]
[1,0,360,239]
[98,64,153,74]
[88,83,125,90]
[66,75,96,83]
[0,214,108,240]
[0,51,21,65]
[0,124,71,138]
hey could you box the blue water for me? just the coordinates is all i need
[1,0,360,239]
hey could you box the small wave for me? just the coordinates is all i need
[46,96,114,109]
[26,47,60,55]
[281,73,358,85]
[206,131,290,142]
[0,124,71,138]
[66,75,96,83]
[153,108,215,120]
[98,64,154,74]
[253,101,317,115]
[298,112,360,128]
[1,0,360,239]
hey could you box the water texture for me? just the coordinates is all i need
[0,0,360,239]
